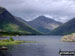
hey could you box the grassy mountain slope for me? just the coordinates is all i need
[0,7,42,35]
[50,18,75,35]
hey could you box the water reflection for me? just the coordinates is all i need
[0,45,15,56]
[0,50,12,56]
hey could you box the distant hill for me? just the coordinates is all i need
[0,7,42,35]
[50,18,75,35]
[27,16,62,34]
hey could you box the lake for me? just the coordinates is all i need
[0,36,75,56]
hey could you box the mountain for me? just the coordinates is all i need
[27,16,62,34]
[0,7,42,35]
[50,18,75,35]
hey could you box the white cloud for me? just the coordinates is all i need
[58,16,69,23]
[44,15,54,19]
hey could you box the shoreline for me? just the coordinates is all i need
[61,33,75,42]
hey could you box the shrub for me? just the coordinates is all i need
[9,37,14,41]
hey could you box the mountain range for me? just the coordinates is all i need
[27,16,62,34]
[0,6,75,35]
[0,7,42,35]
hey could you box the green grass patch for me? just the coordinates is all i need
[0,40,37,46]
[0,37,37,46]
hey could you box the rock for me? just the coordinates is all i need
[0,46,8,50]
[62,33,75,42]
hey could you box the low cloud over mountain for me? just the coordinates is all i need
[0,0,75,22]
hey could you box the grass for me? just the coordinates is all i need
[0,37,37,46]
[0,40,36,46]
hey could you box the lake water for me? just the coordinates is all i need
[0,36,75,56]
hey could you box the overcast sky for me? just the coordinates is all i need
[0,0,75,23]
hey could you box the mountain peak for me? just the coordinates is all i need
[0,7,5,9]
[0,7,6,14]
[28,15,62,34]
[34,15,56,23]
[37,15,52,19]
[37,15,47,18]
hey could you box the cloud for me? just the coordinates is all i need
[44,15,54,19]
[0,0,75,22]
[56,16,69,23]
